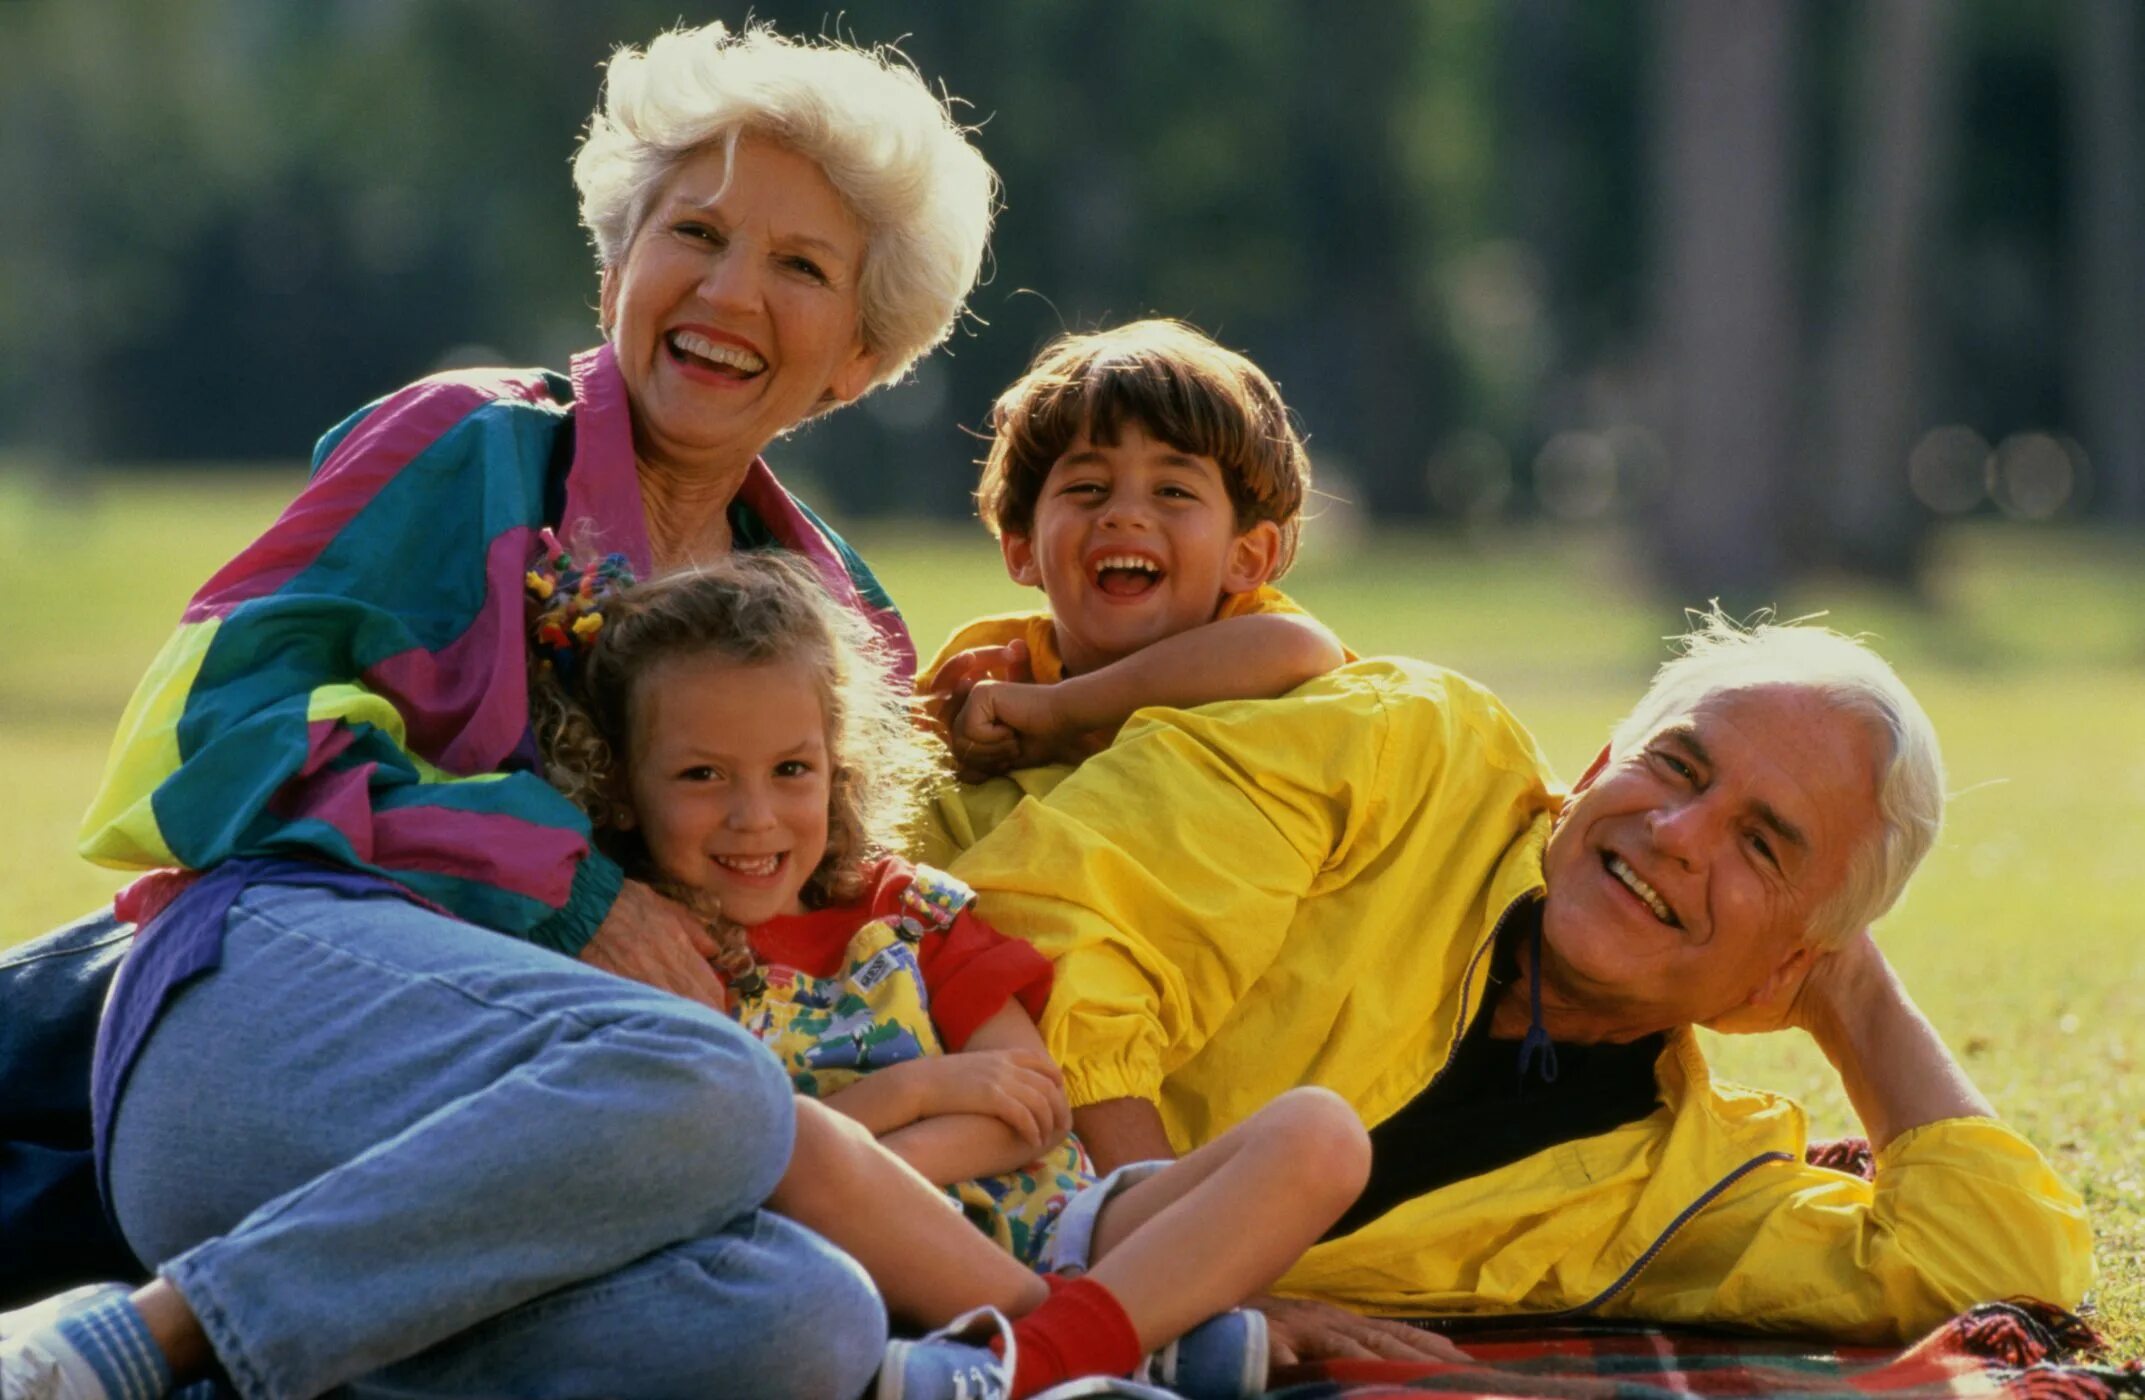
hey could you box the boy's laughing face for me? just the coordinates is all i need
[1001,423,1281,675]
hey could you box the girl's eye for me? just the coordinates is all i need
[1061,480,1106,497]
[775,759,814,778]
[678,765,717,782]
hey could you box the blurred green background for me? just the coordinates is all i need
[3,0,2141,1354]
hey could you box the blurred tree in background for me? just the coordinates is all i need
[1,0,2138,599]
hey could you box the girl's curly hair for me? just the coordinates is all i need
[530,552,944,978]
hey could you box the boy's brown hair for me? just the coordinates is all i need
[976,319,1312,577]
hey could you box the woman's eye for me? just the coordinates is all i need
[1748,831,1777,867]
[782,255,829,282]
[675,222,722,245]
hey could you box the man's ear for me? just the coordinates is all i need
[1222,520,1284,595]
[1570,744,1613,795]
[1749,941,1816,1012]
[1000,530,1042,589]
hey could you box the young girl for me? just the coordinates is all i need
[532,546,1375,1400]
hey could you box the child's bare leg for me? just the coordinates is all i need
[1081,1087,1369,1351]
[769,1096,1051,1328]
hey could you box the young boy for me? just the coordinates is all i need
[920,319,1352,780]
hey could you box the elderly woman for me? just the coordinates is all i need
[0,23,1052,1400]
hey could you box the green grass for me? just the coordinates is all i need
[5,471,2142,1352]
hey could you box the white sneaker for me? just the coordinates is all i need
[1,1285,144,1400]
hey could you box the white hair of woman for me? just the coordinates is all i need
[1608,606,1947,946]
[573,21,998,391]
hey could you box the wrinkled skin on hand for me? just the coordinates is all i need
[578,878,728,1010]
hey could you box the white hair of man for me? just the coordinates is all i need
[1608,607,1946,947]
[573,21,999,391]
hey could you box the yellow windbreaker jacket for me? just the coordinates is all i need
[939,660,2092,1342]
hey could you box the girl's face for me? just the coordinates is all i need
[621,653,833,925]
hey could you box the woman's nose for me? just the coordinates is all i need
[699,247,763,314]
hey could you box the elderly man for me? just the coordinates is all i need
[936,614,2090,1351]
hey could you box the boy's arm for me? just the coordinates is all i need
[951,612,1345,776]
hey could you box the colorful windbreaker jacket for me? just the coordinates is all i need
[940,660,2093,1342]
[78,345,910,955]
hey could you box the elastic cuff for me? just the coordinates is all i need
[525,850,624,957]
[1060,1058,1162,1111]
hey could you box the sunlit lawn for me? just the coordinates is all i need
[4,471,2141,1353]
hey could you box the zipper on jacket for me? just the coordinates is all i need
[1398,1148,1796,1333]
[1409,891,1533,1108]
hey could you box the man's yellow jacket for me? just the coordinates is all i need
[936,660,2092,1343]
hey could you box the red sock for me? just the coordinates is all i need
[989,1275,1143,1399]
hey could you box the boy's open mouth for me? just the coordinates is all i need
[1091,554,1164,598]
[667,329,766,380]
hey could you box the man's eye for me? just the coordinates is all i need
[1652,751,1695,781]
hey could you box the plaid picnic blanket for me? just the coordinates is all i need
[1264,1139,2133,1400]
[1263,1299,2144,1399]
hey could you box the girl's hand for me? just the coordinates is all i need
[906,1050,1071,1151]
[578,879,727,1010]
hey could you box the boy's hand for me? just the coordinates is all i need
[904,1049,1071,1151]
[923,641,1035,736]
[947,678,1067,780]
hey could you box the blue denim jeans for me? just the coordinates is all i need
[107,881,884,1400]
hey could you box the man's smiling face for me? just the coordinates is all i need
[1539,684,1886,1033]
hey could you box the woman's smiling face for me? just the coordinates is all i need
[602,136,881,476]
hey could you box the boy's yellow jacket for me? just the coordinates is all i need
[916,584,1352,692]
[939,660,2092,1343]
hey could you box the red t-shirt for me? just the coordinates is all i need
[742,858,1054,1051]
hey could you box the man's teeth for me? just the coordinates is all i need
[670,331,766,374]
[1093,555,1160,576]
[715,853,781,877]
[1607,855,1677,926]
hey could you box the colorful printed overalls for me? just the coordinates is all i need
[735,866,1095,1266]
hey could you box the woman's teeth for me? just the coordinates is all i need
[669,330,766,375]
